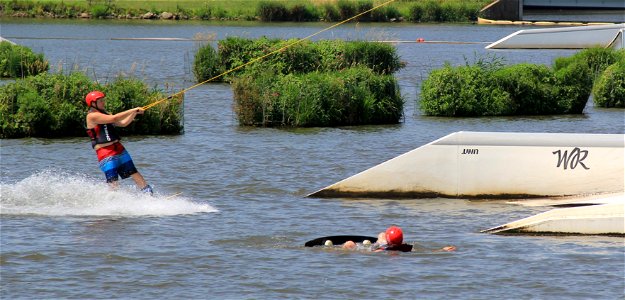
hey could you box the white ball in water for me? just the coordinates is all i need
[324,240,333,246]
[363,240,371,245]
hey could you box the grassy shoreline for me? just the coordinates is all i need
[0,0,490,23]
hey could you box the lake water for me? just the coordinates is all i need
[1,19,624,299]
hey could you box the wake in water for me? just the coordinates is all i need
[0,170,218,216]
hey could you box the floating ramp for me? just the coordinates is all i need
[486,23,625,49]
[504,192,625,207]
[481,194,624,235]
[309,131,625,199]
[0,36,16,45]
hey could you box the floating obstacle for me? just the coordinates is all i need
[309,131,624,199]
[482,193,624,236]
[485,23,625,49]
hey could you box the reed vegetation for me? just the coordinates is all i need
[592,59,625,108]
[554,47,625,79]
[409,0,482,22]
[1,0,489,22]
[195,37,403,82]
[419,48,625,116]
[198,37,404,126]
[554,48,625,109]
[193,42,221,83]
[232,66,402,126]
[0,71,183,138]
[0,41,49,78]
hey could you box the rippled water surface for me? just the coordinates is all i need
[1,19,624,299]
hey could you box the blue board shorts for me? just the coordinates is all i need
[96,142,138,182]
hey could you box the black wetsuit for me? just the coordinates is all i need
[373,243,413,252]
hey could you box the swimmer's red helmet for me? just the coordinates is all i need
[85,91,105,107]
[385,226,403,245]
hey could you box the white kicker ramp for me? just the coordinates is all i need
[309,131,625,199]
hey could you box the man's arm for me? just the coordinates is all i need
[87,107,144,127]
[114,108,145,127]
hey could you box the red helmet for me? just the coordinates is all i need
[85,91,105,107]
[385,226,403,245]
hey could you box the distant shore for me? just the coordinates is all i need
[0,0,489,23]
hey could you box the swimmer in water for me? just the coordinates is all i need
[340,226,456,252]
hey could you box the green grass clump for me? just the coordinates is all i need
[420,51,598,116]
[193,43,222,82]
[1,72,96,138]
[592,59,625,108]
[409,0,482,22]
[492,64,561,114]
[90,4,111,18]
[232,66,403,126]
[420,63,513,116]
[216,36,283,78]
[0,71,183,138]
[196,37,403,82]
[554,47,624,109]
[553,59,593,113]
[257,1,289,21]
[554,47,623,79]
[0,41,49,78]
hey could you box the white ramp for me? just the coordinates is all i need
[486,24,625,49]
[309,131,625,199]
[481,194,624,235]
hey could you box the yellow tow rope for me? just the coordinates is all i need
[142,0,397,110]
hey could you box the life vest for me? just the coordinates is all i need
[86,123,121,148]
[86,109,121,148]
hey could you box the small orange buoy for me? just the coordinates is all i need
[416,38,425,43]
